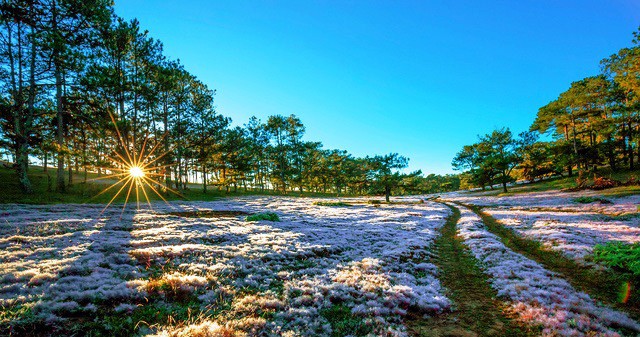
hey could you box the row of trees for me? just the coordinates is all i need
[0,0,458,200]
[454,28,640,191]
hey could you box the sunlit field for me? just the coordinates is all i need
[1,193,639,336]
[1,197,452,336]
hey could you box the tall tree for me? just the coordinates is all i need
[368,153,408,202]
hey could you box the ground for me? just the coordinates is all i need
[1,189,639,336]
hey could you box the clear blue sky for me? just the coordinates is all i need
[114,1,640,174]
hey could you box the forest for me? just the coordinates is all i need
[453,27,640,193]
[0,1,459,202]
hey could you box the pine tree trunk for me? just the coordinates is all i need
[163,97,171,190]
[607,136,617,172]
[68,155,72,185]
[629,121,634,170]
[16,143,31,193]
[53,1,65,192]
[203,169,207,194]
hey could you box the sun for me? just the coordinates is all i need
[129,166,145,178]
[87,111,184,215]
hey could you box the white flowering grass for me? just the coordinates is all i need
[439,189,640,266]
[0,197,450,336]
[441,190,639,216]
[454,204,640,336]
[485,208,640,264]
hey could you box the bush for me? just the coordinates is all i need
[592,177,620,190]
[592,242,640,276]
[314,201,351,207]
[573,196,612,204]
[246,212,280,222]
[623,176,639,186]
[367,200,382,205]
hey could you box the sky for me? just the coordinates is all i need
[114,0,640,174]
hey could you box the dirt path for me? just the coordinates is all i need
[460,202,640,322]
[406,203,537,337]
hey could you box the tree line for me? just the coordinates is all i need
[0,0,459,200]
[453,28,640,192]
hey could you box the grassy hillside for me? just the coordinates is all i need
[0,166,343,204]
[472,168,640,198]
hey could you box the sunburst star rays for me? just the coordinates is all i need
[86,111,184,215]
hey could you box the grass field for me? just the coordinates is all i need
[0,166,349,205]
[2,165,639,336]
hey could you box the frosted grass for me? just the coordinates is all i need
[0,197,450,336]
[454,204,640,336]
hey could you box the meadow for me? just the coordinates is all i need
[1,188,639,336]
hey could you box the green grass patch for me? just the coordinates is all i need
[169,210,250,218]
[593,242,640,276]
[281,258,316,272]
[0,303,40,336]
[246,212,280,222]
[314,201,351,207]
[607,212,640,221]
[573,196,612,204]
[320,304,372,337]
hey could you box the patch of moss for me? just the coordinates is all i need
[169,210,250,218]
[314,201,352,207]
[573,196,612,204]
[246,212,280,222]
[320,304,372,337]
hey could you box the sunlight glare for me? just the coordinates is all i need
[129,166,145,178]
[90,111,184,215]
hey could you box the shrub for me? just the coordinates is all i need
[623,176,639,186]
[592,177,620,190]
[592,242,640,276]
[314,201,351,207]
[246,212,280,222]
